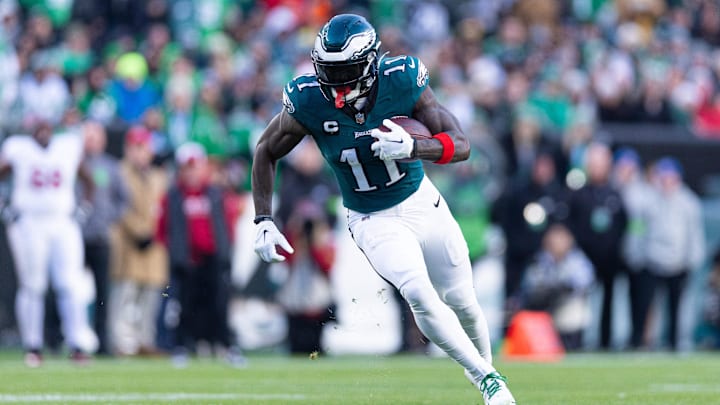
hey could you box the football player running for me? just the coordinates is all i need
[0,121,98,366]
[252,14,515,404]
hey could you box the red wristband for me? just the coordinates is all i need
[432,132,455,164]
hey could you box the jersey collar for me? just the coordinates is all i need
[340,80,378,125]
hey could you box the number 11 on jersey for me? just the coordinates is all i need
[340,148,406,192]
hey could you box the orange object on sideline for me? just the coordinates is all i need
[502,310,565,362]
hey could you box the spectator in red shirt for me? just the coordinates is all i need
[694,94,720,138]
[157,142,244,367]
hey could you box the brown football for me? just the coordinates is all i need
[379,116,432,139]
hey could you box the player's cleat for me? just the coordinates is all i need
[465,369,516,405]
[479,372,516,405]
[70,349,92,366]
[24,349,43,368]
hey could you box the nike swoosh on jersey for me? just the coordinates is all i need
[434,196,441,207]
[286,84,294,93]
[387,139,403,143]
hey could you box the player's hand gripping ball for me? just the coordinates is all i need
[371,117,431,162]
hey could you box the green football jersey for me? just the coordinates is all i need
[283,55,430,213]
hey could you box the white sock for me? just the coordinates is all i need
[400,278,495,380]
[441,285,493,363]
[16,287,45,350]
[57,288,95,352]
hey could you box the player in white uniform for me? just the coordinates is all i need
[0,122,97,366]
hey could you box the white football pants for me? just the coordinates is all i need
[348,176,495,381]
[7,214,97,352]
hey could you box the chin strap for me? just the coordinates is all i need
[334,86,352,108]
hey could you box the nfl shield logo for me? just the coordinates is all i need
[355,113,365,124]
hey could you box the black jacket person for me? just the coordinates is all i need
[158,143,240,361]
[567,143,627,349]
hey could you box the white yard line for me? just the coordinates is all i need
[0,392,307,402]
[649,384,720,393]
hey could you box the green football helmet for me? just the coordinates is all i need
[311,14,381,107]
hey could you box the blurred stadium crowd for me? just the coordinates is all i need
[1,0,720,362]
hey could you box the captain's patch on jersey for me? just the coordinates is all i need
[323,120,339,134]
[417,60,429,88]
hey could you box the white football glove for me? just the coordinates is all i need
[254,220,294,262]
[370,119,415,161]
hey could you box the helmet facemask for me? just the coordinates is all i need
[311,14,381,109]
[314,51,378,108]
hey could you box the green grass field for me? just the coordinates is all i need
[0,352,719,404]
